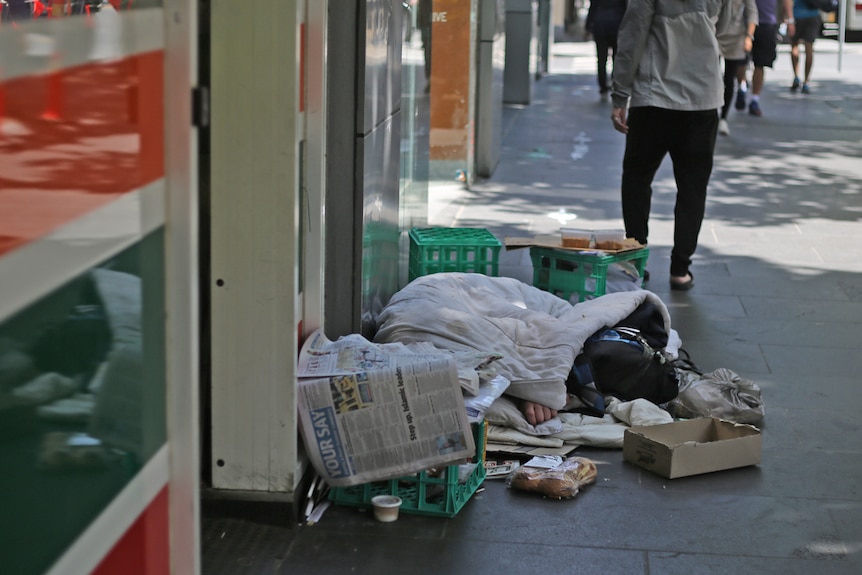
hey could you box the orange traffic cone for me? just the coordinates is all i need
[0,80,5,136]
[42,65,63,121]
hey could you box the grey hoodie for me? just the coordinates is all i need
[612,0,734,111]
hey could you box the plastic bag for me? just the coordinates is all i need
[507,456,598,499]
[463,374,510,423]
[667,367,764,427]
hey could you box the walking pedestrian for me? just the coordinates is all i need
[789,0,821,94]
[718,0,759,135]
[745,0,795,116]
[417,0,432,91]
[585,0,627,101]
[610,0,733,290]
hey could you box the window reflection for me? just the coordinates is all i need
[0,233,165,575]
[0,6,164,258]
[0,0,161,22]
[399,0,431,266]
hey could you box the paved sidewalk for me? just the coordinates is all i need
[425,36,862,573]
[203,38,862,575]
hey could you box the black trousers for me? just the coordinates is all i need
[721,57,746,119]
[594,34,618,92]
[621,107,718,277]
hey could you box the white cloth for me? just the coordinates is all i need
[374,273,673,435]
[489,397,674,449]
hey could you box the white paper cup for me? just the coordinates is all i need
[371,495,402,522]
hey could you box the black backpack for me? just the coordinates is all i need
[566,301,679,414]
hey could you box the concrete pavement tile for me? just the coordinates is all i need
[761,343,862,377]
[665,271,851,300]
[765,408,862,453]
[283,532,448,575]
[738,295,862,322]
[662,295,747,321]
[753,374,862,411]
[692,317,858,348]
[451,480,843,560]
[837,275,862,301]
[828,502,862,569]
[648,551,856,575]
[797,221,862,235]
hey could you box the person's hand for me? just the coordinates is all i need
[744,35,753,53]
[787,22,796,38]
[521,400,558,426]
[611,106,628,134]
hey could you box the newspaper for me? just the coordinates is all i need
[297,330,476,487]
[298,329,500,395]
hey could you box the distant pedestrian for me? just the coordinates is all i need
[417,0,432,90]
[610,0,733,290]
[718,0,759,135]
[745,0,795,116]
[789,0,821,94]
[585,0,627,101]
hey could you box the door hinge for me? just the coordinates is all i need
[191,86,210,128]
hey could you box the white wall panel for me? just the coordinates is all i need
[210,0,302,494]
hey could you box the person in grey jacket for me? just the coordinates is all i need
[610,0,733,290]
[717,0,759,136]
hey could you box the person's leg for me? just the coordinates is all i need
[722,59,739,119]
[736,60,748,89]
[621,107,669,245]
[667,110,719,279]
[595,35,610,92]
[735,58,748,110]
[751,66,764,96]
[803,40,814,85]
[749,65,765,116]
[749,23,777,115]
[790,39,801,90]
[421,26,431,82]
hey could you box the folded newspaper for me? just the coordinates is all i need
[297,330,478,487]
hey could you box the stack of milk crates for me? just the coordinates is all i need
[328,227,501,517]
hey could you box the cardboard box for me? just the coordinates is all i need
[623,418,762,479]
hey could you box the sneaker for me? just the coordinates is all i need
[749,100,762,117]
[801,83,811,94]
[735,89,746,110]
[791,77,800,92]
[718,119,730,136]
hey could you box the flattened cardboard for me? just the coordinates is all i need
[485,442,578,458]
[623,418,761,479]
[504,235,645,254]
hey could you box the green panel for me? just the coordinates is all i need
[0,230,167,575]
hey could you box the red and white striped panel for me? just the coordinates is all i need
[1,5,174,575]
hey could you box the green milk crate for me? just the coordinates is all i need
[530,246,649,303]
[408,227,502,280]
[328,421,487,518]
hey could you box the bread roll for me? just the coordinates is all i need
[507,456,598,499]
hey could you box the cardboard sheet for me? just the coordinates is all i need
[505,235,645,254]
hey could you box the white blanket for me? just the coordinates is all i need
[487,397,674,448]
[374,273,672,436]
